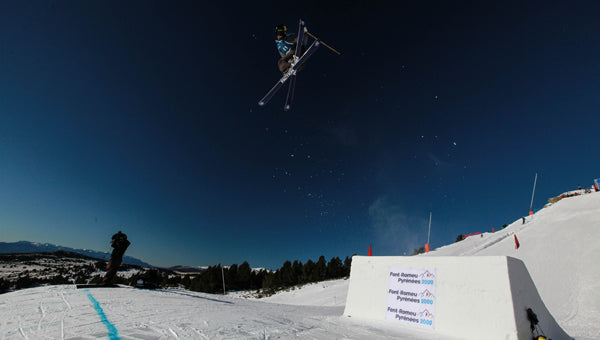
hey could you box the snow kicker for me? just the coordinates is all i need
[343,255,570,340]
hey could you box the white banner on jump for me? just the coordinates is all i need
[385,267,436,329]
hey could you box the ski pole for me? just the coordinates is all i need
[304,31,342,55]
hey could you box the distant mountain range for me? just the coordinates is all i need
[0,241,153,268]
[168,265,208,273]
[167,265,269,274]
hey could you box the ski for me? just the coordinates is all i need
[258,39,320,107]
[258,69,294,107]
[283,20,306,111]
[284,75,296,111]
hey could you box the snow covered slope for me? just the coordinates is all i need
[0,191,598,339]
[231,278,349,307]
[423,191,600,339]
[0,285,443,339]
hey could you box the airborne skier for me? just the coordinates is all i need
[274,24,307,74]
[102,231,131,285]
[76,231,131,288]
[259,20,319,109]
[259,19,338,110]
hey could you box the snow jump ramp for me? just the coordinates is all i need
[343,256,570,339]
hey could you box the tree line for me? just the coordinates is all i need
[138,255,353,295]
[1,254,353,295]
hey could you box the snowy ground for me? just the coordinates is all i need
[422,191,600,339]
[1,191,598,339]
[229,278,349,307]
[0,285,444,339]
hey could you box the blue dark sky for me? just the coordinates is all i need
[1,1,599,269]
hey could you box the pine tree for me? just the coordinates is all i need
[189,265,223,294]
[314,256,327,281]
[302,260,316,283]
[237,261,252,290]
[0,278,10,294]
[279,261,294,286]
[182,275,191,289]
[326,257,343,279]
[292,260,303,284]
[262,272,274,291]
[271,270,282,289]
[225,264,238,291]
[343,256,352,277]
[252,269,266,290]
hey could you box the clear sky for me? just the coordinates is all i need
[1,1,599,269]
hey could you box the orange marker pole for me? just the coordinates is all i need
[426,212,432,252]
[529,173,538,216]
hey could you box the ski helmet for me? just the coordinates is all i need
[275,24,287,38]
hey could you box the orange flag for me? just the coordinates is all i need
[514,235,520,249]
[368,245,372,256]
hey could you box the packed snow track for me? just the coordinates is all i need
[0,284,438,339]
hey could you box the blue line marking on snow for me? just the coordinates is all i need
[85,290,120,340]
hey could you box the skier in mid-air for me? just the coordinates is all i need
[274,24,307,74]
[260,20,339,110]
[102,231,131,285]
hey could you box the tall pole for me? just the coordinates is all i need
[221,264,226,295]
[427,211,432,245]
[425,211,432,252]
[529,173,538,215]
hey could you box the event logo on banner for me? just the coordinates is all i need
[385,267,436,329]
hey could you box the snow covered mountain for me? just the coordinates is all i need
[0,251,148,292]
[167,265,207,273]
[233,190,600,339]
[422,190,600,339]
[0,241,153,267]
[0,190,598,339]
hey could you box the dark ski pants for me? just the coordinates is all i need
[102,247,128,284]
[278,48,307,74]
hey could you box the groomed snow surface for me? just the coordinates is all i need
[1,191,599,339]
